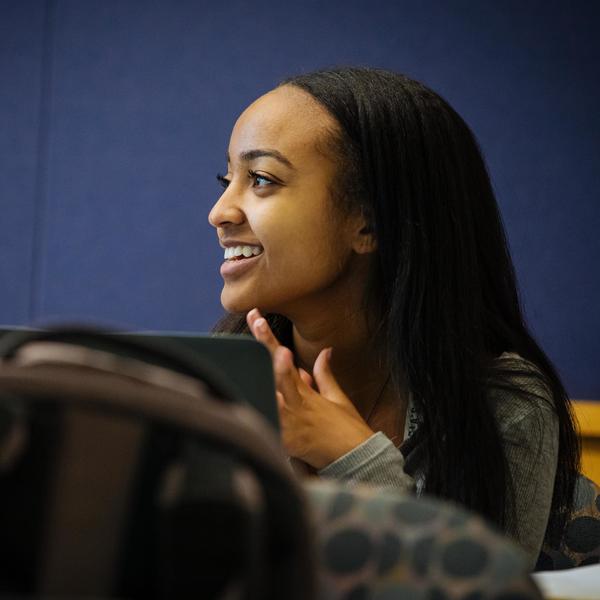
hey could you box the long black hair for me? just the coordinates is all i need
[214,67,579,543]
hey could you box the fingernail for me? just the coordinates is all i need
[255,318,267,332]
[326,348,333,361]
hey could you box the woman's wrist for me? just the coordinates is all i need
[310,423,376,470]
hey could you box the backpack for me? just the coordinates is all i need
[0,326,314,599]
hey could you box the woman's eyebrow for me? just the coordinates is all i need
[227,149,296,170]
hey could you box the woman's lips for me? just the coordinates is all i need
[220,253,263,278]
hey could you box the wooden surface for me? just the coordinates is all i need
[573,401,600,484]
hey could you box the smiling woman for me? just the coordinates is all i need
[208,67,580,569]
[209,85,373,323]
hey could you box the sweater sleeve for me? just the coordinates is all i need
[488,358,559,569]
[317,431,415,492]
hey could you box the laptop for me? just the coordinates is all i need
[0,327,279,429]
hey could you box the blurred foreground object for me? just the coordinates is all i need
[0,326,313,599]
[0,326,541,599]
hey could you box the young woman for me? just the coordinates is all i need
[208,67,579,567]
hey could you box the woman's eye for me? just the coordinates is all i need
[249,170,274,188]
[216,174,230,189]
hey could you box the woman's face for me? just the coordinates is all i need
[208,85,372,316]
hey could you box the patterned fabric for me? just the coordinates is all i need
[536,474,600,570]
[403,396,420,441]
[306,479,542,600]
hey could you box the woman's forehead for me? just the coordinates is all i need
[228,86,336,164]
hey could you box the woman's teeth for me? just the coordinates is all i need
[224,245,263,260]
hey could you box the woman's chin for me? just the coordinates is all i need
[221,288,284,316]
[220,288,259,314]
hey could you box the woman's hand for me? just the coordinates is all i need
[247,308,375,470]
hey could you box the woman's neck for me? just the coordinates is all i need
[276,252,407,427]
[290,307,392,418]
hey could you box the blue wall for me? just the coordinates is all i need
[1,0,599,398]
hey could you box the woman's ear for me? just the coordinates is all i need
[352,222,377,254]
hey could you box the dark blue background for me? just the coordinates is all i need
[1,0,599,398]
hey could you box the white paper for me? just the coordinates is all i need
[532,564,600,599]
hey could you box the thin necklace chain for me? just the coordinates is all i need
[364,373,391,425]
[364,373,405,448]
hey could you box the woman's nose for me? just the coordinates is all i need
[208,188,245,228]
